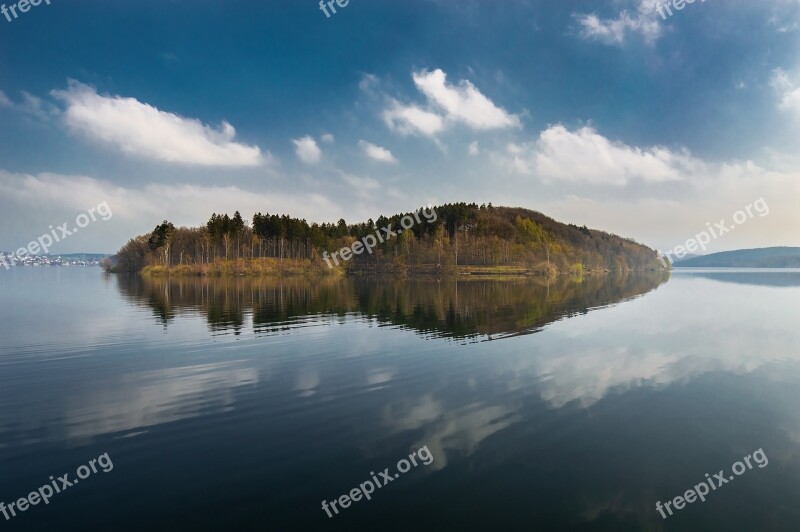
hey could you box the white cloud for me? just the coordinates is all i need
[321,133,335,143]
[51,81,263,167]
[359,140,398,164]
[468,141,480,156]
[412,69,521,130]
[359,73,380,93]
[771,68,793,92]
[340,171,382,193]
[292,135,322,164]
[19,91,59,122]
[501,125,705,186]
[0,89,59,122]
[0,171,341,223]
[767,1,800,34]
[576,0,662,45]
[382,69,519,139]
[383,99,445,137]
[772,68,800,114]
[0,170,344,252]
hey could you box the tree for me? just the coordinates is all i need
[113,203,662,274]
[115,235,150,272]
[231,211,245,258]
[148,220,175,265]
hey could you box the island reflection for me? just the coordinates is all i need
[115,272,670,341]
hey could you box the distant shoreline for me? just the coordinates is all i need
[672,247,800,268]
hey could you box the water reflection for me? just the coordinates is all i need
[64,361,259,441]
[673,268,800,287]
[0,359,259,446]
[114,272,670,341]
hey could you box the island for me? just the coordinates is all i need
[109,203,667,277]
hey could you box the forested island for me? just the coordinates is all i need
[110,203,666,276]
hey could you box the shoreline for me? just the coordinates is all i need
[128,259,663,278]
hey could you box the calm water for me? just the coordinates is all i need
[1,268,800,531]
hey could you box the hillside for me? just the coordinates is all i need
[112,203,666,276]
[674,247,800,268]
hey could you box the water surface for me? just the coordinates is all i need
[1,268,799,531]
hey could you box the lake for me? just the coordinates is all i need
[1,268,799,531]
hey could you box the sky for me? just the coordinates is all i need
[0,0,799,255]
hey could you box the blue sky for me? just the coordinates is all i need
[1,0,799,254]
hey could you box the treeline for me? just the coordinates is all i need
[113,203,665,274]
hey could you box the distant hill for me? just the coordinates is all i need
[674,247,800,268]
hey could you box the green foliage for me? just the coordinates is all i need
[114,203,661,275]
[148,220,175,252]
[515,216,545,243]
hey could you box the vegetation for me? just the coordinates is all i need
[112,203,666,276]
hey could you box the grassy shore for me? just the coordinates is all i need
[140,258,342,277]
[136,258,644,278]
